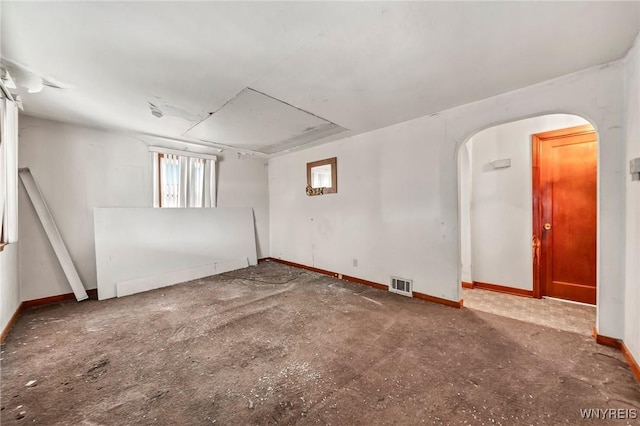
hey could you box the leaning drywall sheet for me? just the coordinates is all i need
[94,207,258,300]
[19,168,88,301]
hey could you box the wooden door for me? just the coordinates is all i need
[533,125,597,305]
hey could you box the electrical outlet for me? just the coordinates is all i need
[353,258,358,267]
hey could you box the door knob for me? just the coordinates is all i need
[544,223,552,231]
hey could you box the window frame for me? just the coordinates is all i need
[306,157,337,194]
[149,146,217,208]
[0,96,19,247]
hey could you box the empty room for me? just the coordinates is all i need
[1,1,640,424]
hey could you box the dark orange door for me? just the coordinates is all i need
[533,125,597,305]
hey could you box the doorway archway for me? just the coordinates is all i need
[457,114,598,333]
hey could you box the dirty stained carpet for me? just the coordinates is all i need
[1,261,638,425]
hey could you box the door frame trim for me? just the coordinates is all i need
[531,124,596,300]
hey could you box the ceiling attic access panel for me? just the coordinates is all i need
[184,88,346,154]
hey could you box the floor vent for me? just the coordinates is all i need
[390,277,412,297]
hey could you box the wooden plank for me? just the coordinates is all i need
[0,302,21,344]
[18,168,88,301]
[472,281,534,298]
[22,289,98,309]
[621,343,640,384]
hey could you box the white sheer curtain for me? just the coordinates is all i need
[0,98,18,242]
[188,157,205,207]
[153,149,216,208]
[160,154,180,207]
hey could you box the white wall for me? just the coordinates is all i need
[459,143,472,284]
[270,60,626,338]
[465,114,589,290]
[216,153,270,258]
[0,98,21,334]
[624,36,640,365]
[18,116,269,301]
[271,117,456,301]
[0,243,20,334]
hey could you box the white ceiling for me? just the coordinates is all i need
[183,88,346,154]
[1,1,638,155]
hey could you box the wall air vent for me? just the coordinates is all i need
[390,276,412,297]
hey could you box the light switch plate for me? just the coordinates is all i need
[491,158,511,169]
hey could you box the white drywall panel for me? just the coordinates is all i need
[95,207,257,300]
[116,258,248,298]
[185,88,345,153]
[270,60,626,338]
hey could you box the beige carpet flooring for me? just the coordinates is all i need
[463,288,596,336]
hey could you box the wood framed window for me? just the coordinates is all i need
[150,147,217,208]
[307,157,337,194]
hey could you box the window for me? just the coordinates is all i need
[0,96,19,245]
[311,164,332,188]
[150,147,217,208]
[306,157,337,194]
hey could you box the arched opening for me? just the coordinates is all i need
[458,114,598,335]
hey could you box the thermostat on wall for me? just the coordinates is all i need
[490,158,511,169]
